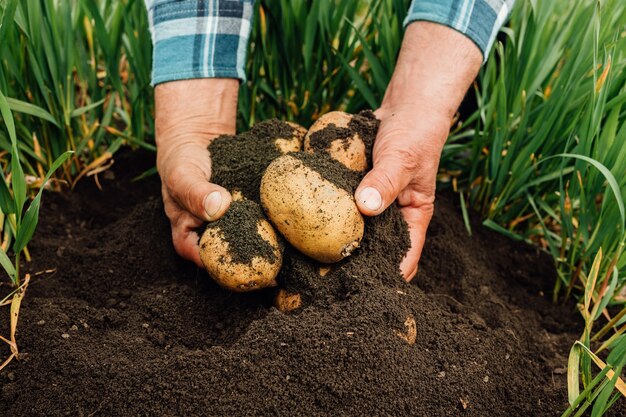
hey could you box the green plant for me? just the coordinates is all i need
[0,90,71,370]
[563,250,626,417]
[459,1,626,414]
[0,0,153,184]
[458,0,626,298]
[239,0,410,129]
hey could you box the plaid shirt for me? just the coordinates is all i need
[146,0,514,86]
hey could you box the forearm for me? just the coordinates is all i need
[380,22,482,144]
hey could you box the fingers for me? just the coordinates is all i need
[398,203,434,281]
[163,189,204,267]
[165,164,232,222]
[171,216,204,268]
[355,147,419,216]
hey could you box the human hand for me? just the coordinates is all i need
[155,79,239,266]
[355,22,483,281]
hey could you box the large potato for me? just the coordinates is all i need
[304,111,368,172]
[199,200,282,292]
[260,154,364,263]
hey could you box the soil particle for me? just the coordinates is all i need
[0,120,624,416]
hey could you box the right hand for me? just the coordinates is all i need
[155,79,239,267]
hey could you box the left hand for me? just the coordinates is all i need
[354,22,483,281]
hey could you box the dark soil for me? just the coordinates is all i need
[1,119,624,415]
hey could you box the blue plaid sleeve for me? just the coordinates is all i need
[145,0,254,85]
[405,0,515,60]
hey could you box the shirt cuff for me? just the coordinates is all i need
[404,0,514,62]
[146,0,254,86]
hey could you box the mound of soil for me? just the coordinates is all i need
[0,118,623,416]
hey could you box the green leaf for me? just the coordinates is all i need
[12,151,72,254]
[336,52,378,109]
[482,219,525,241]
[70,98,105,118]
[0,246,16,280]
[567,343,581,406]
[0,90,26,217]
[459,192,472,236]
[0,0,18,43]
[6,97,59,127]
[594,267,619,321]
[539,153,626,232]
[302,0,319,73]
[591,366,622,417]
[0,172,14,214]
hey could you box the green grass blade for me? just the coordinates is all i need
[568,342,581,405]
[12,151,73,254]
[0,245,16,280]
[0,89,26,217]
[70,98,105,118]
[540,153,625,231]
[482,219,524,241]
[0,172,13,214]
[6,97,59,127]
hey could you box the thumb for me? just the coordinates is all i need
[166,167,232,222]
[355,151,415,216]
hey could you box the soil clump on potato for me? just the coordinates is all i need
[199,199,278,265]
[1,119,624,416]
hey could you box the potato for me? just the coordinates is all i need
[274,122,307,154]
[274,289,302,312]
[304,111,368,172]
[199,200,282,292]
[260,154,364,263]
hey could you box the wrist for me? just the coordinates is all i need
[155,78,239,150]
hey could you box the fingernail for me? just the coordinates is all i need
[358,187,383,212]
[204,191,223,218]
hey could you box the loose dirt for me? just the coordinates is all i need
[1,118,623,416]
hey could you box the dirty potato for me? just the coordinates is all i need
[274,122,307,154]
[304,111,367,172]
[199,200,282,292]
[260,154,364,263]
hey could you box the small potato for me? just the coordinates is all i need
[199,200,282,292]
[274,122,307,154]
[274,289,302,312]
[260,154,364,263]
[395,315,417,345]
[304,111,367,172]
[318,266,331,277]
